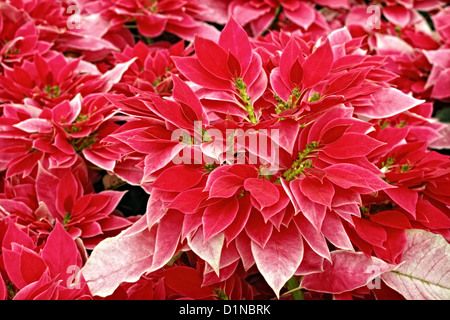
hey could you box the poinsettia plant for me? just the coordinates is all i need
[0,0,449,302]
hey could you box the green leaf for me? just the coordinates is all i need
[436,107,450,123]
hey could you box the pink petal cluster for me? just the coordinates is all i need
[0,0,449,301]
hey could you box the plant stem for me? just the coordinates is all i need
[286,276,305,300]
[269,5,282,31]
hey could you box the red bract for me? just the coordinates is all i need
[0,1,127,63]
[101,254,255,300]
[369,102,446,147]
[384,0,443,27]
[433,6,450,44]
[269,27,424,121]
[0,158,131,247]
[0,22,52,66]
[4,0,76,29]
[344,2,447,102]
[79,3,449,299]
[0,94,124,177]
[281,107,391,222]
[100,76,210,185]
[371,33,435,99]
[173,17,267,123]
[1,219,91,299]
[338,135,450,264]
[375,142,450,227]
[95,0,220,41]
[0,52,135,107]
[424,47,450,100]
[82,105,398,296]
[228,0,331,36]
[0,0,449,302]
[111,40,190,96]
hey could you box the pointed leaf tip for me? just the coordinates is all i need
[251,225,303,298]
[381,229,450,300]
